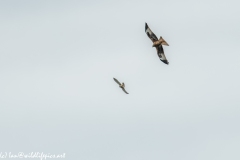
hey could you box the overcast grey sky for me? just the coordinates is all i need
[0,0,240,160]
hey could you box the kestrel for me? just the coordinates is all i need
[113,78,129,94]
[145,22,170,65]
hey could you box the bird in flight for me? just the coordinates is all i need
[113,78,129,94]
[145,22,170,65]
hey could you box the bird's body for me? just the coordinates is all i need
[145,22,170,65]
[152,37,169,47]
[113,78,129,94]
[120,83,125,88]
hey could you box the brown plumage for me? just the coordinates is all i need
[145,22,170,65]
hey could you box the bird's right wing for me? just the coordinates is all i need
[156,45,169,65]
[122,88,129,94]
[113,78,121,85]
[145,23,158,42]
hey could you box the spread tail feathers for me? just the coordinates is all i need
[159,36,169,46]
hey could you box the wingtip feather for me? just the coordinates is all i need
[145,23,148,31]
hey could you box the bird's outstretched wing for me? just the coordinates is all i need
[145,23,158,42]
[122,88,129,94]
[156,45,169,65]
[113,78,121,85]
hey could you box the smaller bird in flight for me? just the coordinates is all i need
[113,78,129,94]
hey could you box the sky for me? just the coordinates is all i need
[0,0,240,160]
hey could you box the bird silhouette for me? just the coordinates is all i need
[145,22,170,65]
[113,78,129,94]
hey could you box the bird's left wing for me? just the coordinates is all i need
[122,88,129,94]
[156,45,169,65]
[113,78,121,85]
[145,23,158,42]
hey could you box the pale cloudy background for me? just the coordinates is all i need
[0,0,240,160]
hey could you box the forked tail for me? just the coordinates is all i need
[159,36,169,46]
